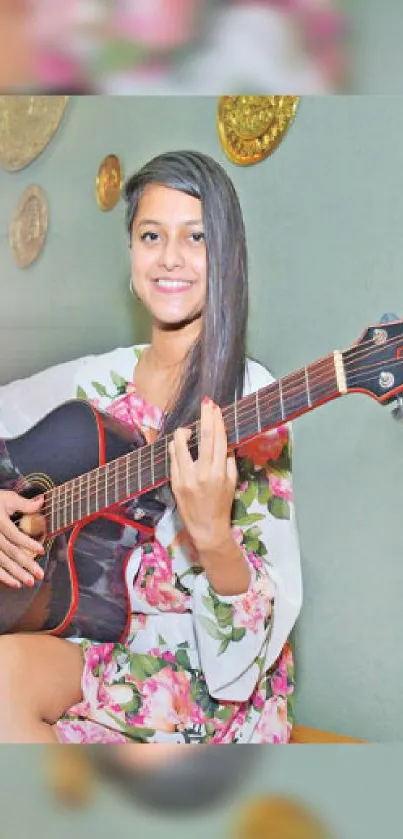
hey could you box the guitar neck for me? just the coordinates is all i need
[45,351,345,534]
[223,351,344,447]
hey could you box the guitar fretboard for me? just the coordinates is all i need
[45,353,340,535]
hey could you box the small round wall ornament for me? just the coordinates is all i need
[0,96,69,172]
[95,154,124,211]
[232,794,333,839]
[217,95,299,166]
[9,185,49,269]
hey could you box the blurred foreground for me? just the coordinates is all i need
[0,743,398,839]
[1,0,349,94]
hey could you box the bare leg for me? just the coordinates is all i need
[0,634,84,743]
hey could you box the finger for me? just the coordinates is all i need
[171,427,193,476]
[199,398,215,466]
[226,451,238,490]
[0,549,36,587]
[0,514,45,556]
[4,492,44,516]
[0,532,44,580]
[168,439,180,489]
[0,563,22,589]
[211,404,229,475]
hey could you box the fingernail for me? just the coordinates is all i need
[25,576,35,587]
[202,396,211,406]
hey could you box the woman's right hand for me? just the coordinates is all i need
[0,491,46,588]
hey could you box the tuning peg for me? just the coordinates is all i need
[377,315,403,420]
[379,312,400,323]
[391,396,403,422]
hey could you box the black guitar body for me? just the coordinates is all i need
[0,401,166,642]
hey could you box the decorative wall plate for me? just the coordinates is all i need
[217,95,299,165]
[9,185,49,269]
[96,154,124,211]
[0,96,69,172]
[233,795,333,839]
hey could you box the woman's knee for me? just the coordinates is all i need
[0,634,84,718]
[0,635,27,699]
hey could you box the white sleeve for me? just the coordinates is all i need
[0,344,141,440]
[0,357,89,439]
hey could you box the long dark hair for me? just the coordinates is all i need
[124,150,248,434]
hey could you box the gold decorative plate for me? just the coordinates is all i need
[96,154,124,211]
[9,185,49,269]
[233,795,333,839]
[217,96,299,166]
[0,96,69,172]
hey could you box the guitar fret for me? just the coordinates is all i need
[50,490,55,535]
[87,471,91,517]
[78,475,82,521]
[165,436,169,477]
[125,456,130,498]
[256,391,261,433]
[70,481,74,525]
[105,463,109,507]
[62,483,67,530]
[55,485,60,532]
[234,398,239,443]
[95,468,99,512]
[138,447,142,492]
[151,445,155,486]
[278,379,285,420]
[304,366,312,408]
[57,484,61,530]
[115,459,119,504]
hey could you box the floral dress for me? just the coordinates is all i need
[0,345,302,744]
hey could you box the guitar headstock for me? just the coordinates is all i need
[343,316,403,403]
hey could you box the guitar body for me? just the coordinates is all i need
[0,401,162,643]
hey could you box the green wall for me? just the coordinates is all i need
[0,95,402,740]
[344,0,403,93]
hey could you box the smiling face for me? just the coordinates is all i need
[130,183,207,329]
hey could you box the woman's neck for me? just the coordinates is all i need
[133,318,202,412]
[148,318,201,371]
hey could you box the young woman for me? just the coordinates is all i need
[0,150,302,743]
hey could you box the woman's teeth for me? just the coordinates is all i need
[156,279,191,289]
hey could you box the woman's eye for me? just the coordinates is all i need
[141,231,159,242]
[190,232,205,243]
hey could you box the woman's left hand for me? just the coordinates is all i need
[169,397,250,594]
[169,397,237,555]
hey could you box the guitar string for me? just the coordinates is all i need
[340,332,403,367]
[38,351,403,524]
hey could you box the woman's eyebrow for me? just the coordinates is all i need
[136,218,204,227]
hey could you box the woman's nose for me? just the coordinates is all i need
[159,236,185,270]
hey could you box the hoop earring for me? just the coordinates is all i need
[129,276,140,301]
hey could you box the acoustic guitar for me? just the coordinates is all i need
[0,319,402,642]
